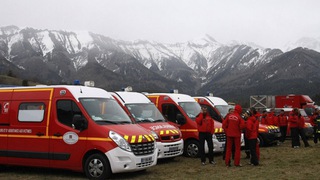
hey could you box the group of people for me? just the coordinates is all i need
[196,104,260,167]
[195,104,320,167]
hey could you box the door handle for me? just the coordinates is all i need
[53,133,62,137]
[36,132,45,136]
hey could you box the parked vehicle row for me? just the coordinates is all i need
[1,83,315,179]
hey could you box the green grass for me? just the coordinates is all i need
[0,140,319,179]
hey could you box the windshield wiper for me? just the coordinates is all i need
[153,119,165,122]
[117,121,132,124]
[95,120,118,124]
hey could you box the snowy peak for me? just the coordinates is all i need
[285,37,320,52]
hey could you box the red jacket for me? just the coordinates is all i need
[245,116,259,139]
[222,105,245,137]
[298,116,305,129]
[266,113,278,126]
[278,114,288,127]
[288,112,299,128]
[196,113,215,134]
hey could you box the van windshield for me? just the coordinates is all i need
[80,98,132,124]
[126,103,166,123]
[179,102,201,119]
[215,105,230,118]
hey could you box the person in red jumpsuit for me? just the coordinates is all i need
[288,108,300,148]
[223,104,245,167]
[244,108,259,166]
[278,109,288,143]
[196,106,215,165]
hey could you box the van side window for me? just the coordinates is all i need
[18,102,45,122]
[57,100,82,127]
[162,104,182,124]
[207,106,222,122]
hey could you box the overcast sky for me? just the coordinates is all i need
[1,0,320,49]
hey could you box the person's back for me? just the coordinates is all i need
[223,105,244,137]
[223,104,244,167]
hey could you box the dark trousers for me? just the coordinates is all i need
[279,126,287,142]
[199,132,214,163]
[291,127,300,147]
[313,127,320,144]
[248,138,259,165]
[298,128,310,147]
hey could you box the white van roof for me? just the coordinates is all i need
[206,96,228,106]
[0,85,112,100]
[148,93,196,103]
[112,91,151,105]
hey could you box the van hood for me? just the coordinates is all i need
[139,122,179,132]
[139,122,182,141]
[214,120,224,133]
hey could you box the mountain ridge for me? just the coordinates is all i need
[1,25,319,104]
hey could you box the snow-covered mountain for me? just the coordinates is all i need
[1,25,320,103]
[284,37,320,52]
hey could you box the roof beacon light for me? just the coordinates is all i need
[207,92,213,97]
[74,80,81,85]
[84,81,95,87]
[169,89,179,93]
[124,86,133,92]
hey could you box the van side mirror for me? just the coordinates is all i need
[72,114,88,131]
[176,114,186,125]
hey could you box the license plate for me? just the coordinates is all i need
[169,146,178,151]
[141,156,152,163]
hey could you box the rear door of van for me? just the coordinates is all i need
[7,89,51,167]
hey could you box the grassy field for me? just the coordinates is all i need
[0,140,319,180]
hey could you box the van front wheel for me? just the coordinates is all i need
[184,140,200,158]
[84,153,111,179]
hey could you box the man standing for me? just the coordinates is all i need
[244,108,259,166]
[223,104,245,167]
[196,106,215,165]
[311,109,320,144]
[278,109,288,143]
[288,108,300,148]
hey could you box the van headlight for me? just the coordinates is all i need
[109,131,131,152]
[212,134,217,140]
[151,131,159,140]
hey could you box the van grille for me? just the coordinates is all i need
[163,143,183,157]
[161,135,181,141]
[216,133,226,142]
[130,142,155,156]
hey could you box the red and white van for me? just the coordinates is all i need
[146,92,225,158]
[111,91,184,159]
[0,85,157,179]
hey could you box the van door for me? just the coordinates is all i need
[0,101,10,164]
[7,101,50,167]
[49,99,88,170]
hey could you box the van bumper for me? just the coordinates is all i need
[156,139,184,159]
[106,147,157,174]
[260,132,281,145]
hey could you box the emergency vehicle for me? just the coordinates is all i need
[250,94,317,116]
[111,91,184,159]
[267,108,314,137]
[0,85,157,179]
[146,92,224,158]
[195,96,280,147]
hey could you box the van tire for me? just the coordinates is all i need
[258,135,264,147]
[184,140,200,158]
[84,153,111,179]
